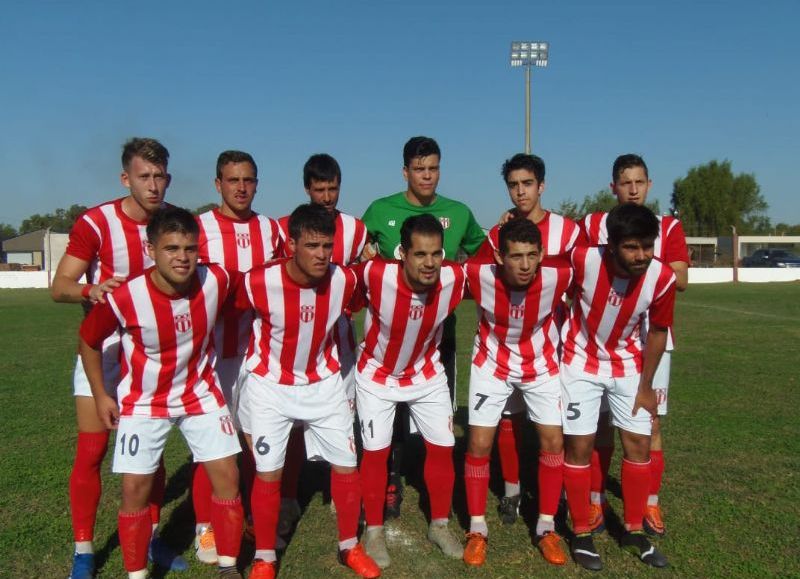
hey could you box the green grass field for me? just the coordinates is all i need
[1,283,799,577]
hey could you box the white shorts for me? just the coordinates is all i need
[355,373,454,451]
[468,363,562,427]
[112,406,241,474]
[73,337,121,397]
[653,352,671,416]
[246,372,357,472]
[560,364,653,436]
[216,354,247,429]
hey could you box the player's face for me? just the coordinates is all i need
[121,156,171,215]
[505,169,544,215]
[147,231,199,292]
[403,155,440,204]
[495,240,542,289]
[288,229,334,283]
[611,237,655,277]
[306,178,340,213]
[612,166,651,205]
[215,162,257,218]
[400,232,444,291]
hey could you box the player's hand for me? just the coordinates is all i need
[632,387,657,417]
[90,276,125,304]
[496,210,514,226]
[95,394,120,430]
[360,242,377,262]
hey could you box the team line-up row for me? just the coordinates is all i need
[53,136,689,578]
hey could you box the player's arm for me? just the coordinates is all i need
[633,324,668,417]
[668,261,689,292]
[51,254,124,304]
[665,220,690,292]
[78,303,120,429]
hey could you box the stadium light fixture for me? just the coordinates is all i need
[510,41,549,154]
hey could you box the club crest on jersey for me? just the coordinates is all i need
[300,304,315,323]
[219,414,235,436]
[174,313,192,333]
[409,304,425,320]
[235,232,251,249]
[509,303,525,319]
[439,216,450,229]
[608,289,624,307]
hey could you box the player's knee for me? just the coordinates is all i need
[538,430,563,455]
[466,432,493,457]
[121,474,153,511]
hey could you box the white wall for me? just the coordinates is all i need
[0,271,50,288]
[688,268,800,284]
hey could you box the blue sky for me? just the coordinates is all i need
[2,0,798,229]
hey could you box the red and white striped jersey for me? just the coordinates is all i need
[197,209,283,359]
[356,259,465,387]
[79,264,233,417]
[476,211,585,267]
[66,198,153,284]
[278,212,367,266]
[581,212,690,264]
[239,259,357,385]
[562,246,676,377]
[466,262,573,383]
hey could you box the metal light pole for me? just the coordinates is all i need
[510,41,549,154]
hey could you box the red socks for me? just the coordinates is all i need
[423,440,455,521]
[538,451,564,517]
[464,453,490,517]
[70,431,109,542]
[118,507,151,572]
[564,462,591,534]
[211,495,243,558]
[497,418,521,486]
[649,450,665,497]
[330,470,361,541]
[590,445,614,497]
[280,427,305,501]
[360,446,390,527]
[251,478,281,550]
[622,458,650,531]
[192,463,213,525]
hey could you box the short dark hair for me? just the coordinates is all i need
[303,154,341,188]
[122,138,169,171]
[287,203,336,241]
[501,153,545,183]
[498,218,542,254]
[606,203,659,246]
[146,206,198,244]
[403,136,441,167]
[612,154,648,182]
[400,214,443,251]
[216,150,257,179]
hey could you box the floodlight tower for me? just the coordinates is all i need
[510,41,549,154]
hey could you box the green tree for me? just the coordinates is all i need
[774,222,800,236]
[671,160,769,236]
[555,189,660,221]
[0,223,17,241]
[192,202,218,215]
[19,204,87,234]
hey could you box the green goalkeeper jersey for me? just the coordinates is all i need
[362,191,486,260]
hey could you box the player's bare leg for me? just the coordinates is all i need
[533,423,567,565]
[463,425,495,566]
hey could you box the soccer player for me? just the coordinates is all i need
[78,207,244,579]
[274,154,367,539]
[51,138,186,577]
[193,150,283,563]
[581,154,689,536]
[239,204,380,579]
[561,203,675,570]
[358,214,466,569]
[361,136,485,517]
[462,218,573,567]
[474,153,584,524]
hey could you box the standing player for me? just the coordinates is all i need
[358,215,465,569]
[51,138,186,577]
[462,218,573,567]
[275,154,367,537]
[581,154,689,536]
[561,203,675,570]
[474,153,584,524]
[78,207,244,579]
[239,204,380,579]
[193,150,283,563]
[361,136,485,517]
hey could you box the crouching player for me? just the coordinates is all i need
[78,207,244,578]
[238,204,380,579]
[462,218,573,567]
[561,204,675,570]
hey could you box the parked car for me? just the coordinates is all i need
[741,248,800,268]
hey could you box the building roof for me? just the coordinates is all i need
[2,229,69,252]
